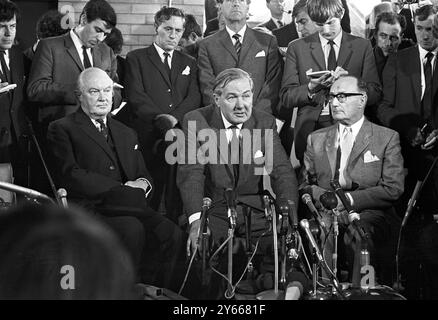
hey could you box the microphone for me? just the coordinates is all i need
[284,271,309,300]
[200,197,212,233]
[301,193,327,233]
[299,219,324,262]
[283,10,292,14]
[319,191,338,211]
[401,180,421,228]
[224,188,237,228]
[0,181,54,203]
[263,190,273,221]
[288,200,298,230]
[57,188,68,208]
[330,180,367,239]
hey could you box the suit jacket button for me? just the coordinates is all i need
[109,165,115,170]
[169,104,172,108]
[167,89,171,93]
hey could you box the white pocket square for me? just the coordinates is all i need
[134,144,139,150]
[254,150,264,158]
[181,66,190,75]
[363,150,379,163]
[255,50,266,58]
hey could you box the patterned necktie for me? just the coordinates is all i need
[339,127,354,188]
[422,51,434,121]
[96,119,108,140]
[82,46,92,69]
[163,52,171,79]
[233,34,242,58]
[0,51,10,83]
[229,125,240,186]
[277,20,284,28]
[327,40,337,71]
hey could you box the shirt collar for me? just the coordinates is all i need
[90,117,107,127]
[70,29,86,53]
[221,111,244,130]
[338,116,364,139]
[418,45,437,60]
[226,24,247,43]
[319,31,343,48]
[153,42,174,61]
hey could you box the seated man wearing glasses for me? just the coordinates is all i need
[299,75,404,284]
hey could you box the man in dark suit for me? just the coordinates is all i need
[177,68,298,296]
[198,0,283,115]
[0,0,27,186]
[125,7,201,214]
[280,0,381,165]
[258,0,285,31]
[27,0,121,129]
[47,68,184,289]
[301,75,404,283]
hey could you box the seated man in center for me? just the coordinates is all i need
[177,68,298,297]
[300,75,404,284]
[47,68,184,290]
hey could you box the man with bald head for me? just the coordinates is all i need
[47,68,184,289]
[300,75,404,284]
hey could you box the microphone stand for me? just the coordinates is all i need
[27,120,62,206]
[226,216,236,299]
[198,198,212,288]
[243,206,254,280]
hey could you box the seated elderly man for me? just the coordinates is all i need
[177,68,299,298]
[47,68,184,289]
[300,75,404,285]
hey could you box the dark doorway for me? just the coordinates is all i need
[14,0,58,51]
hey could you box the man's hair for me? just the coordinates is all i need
[213,68,254,96]
[36,10,69,39]
[375,11,406,34]
[292,0,308,19]
[0,0,19,23]
[182,14,201,39]
[104,27,123,55]
[307,0,344,24]
[80,0,117,29]
[414,4,437,22]
[76,67,112,95]
[337,74,368,95]
[154,6,185,29]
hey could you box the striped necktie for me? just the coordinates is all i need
[233,34,242,58]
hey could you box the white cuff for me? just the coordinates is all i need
[136,178,152,198]
[188,212,201,225]
[346,192,354,206]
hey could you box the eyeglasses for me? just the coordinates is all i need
[328,92,364,103]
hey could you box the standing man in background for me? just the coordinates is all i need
[258,0,286,31]
[198,0,283,115]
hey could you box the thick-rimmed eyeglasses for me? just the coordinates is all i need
[328,92,364,103]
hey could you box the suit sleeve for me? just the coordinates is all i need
[268,117,299,204]
[176,114,205,216]
[125,52,163,123]
[27,40,77,106]
[279,42,321,119]
[197,41,216,106]
[254,36,283,114]
[360,41,382,106]
[169,58,201,122]
[108,47,122,109]
[47,121,122,199]
[349,131,405,212]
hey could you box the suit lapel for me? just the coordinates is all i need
[170,51,182,85]
[74,110,117,164]
[309,34,325,70]
[65,33,84,72]
[337,32,353,69]
[239,28,257,65]
[324,126,338,178]
[146,45,172,87]
[107,117,129,176]
[92,46,102,68]
[348,120,371,167]
[218,29,238,63]
[410,47,422,107]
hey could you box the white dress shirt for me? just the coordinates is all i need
[418,45,437,99]
[153,42,174,69]
[226,24,247,45]
[0,49,10,74]
[70,29,93,67]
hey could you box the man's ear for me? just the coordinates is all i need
[79,13,87,26]
[213,93,220,105]
[339,9,345,21]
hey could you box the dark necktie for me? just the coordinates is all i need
[327,40,337,71]
[277,20,284,28]
[233,34,242,58]
[0,51,11,83]
[96,119,108,140]
[229,125,240,186]
[82,46,92,69]
[422,51,434,121]
[163,52,171,79]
